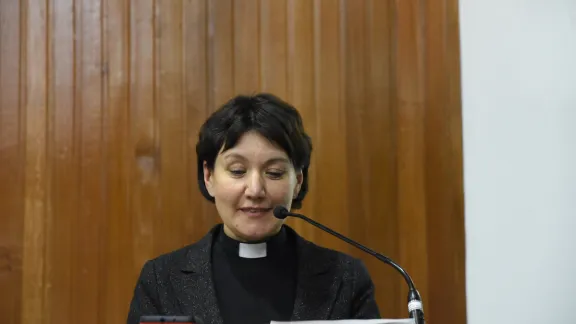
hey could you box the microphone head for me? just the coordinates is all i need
[273,205,289,219]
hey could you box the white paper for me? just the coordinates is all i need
[271,319,414,324]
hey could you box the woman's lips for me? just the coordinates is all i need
[239,207,272,218]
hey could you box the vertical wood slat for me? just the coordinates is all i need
[310,0,351,255]
[394,0,430,310]
[2,1,467,323]
[45,0,75,323]
[102,0,131,323]
[341,0,368,253]
[360,0,402,316]
[0,1,24,324]
[233,0,260,93]
[424,0,467,323]
[72,1,104,323]
[207,0,234,111]
[182,0,214,239]
[130,0,158,271]
[259,0,287,97]
[365,0,398,248]
[156,0,187,256]
[285,0,316,239]
[21,0,48,324]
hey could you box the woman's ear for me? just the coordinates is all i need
[294,169,303,197]
[203,161,214,197]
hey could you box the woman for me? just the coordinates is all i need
[127,93,380,324]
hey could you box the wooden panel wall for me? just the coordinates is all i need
[0,1,466,324]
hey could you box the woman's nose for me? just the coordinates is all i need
[245,172,266,198]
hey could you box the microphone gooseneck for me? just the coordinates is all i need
[273,205,425,324]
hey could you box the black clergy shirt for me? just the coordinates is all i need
[211,225,298,324]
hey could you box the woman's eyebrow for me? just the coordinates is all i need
[266,157,290,164]
[222,152,246,161]
[222,153,290,164]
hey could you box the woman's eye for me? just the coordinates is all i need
[229,170,245,176]
[267,171,285,179]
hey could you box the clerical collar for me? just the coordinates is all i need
[215,225,289,259]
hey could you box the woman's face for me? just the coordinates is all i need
[203,131,303,242]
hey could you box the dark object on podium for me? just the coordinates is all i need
[140,315,195,323]
[273,206,425,324]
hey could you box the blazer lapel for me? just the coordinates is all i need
[290,233,342,321]
[172,226,223,324]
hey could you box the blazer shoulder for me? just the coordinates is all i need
[148,230,214,277]
[145,224,218,274]
[296,232,370,277]
[299,240,380,318]
[324,246,370,276]
[147,244,192,269]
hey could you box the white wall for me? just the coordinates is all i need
[459,0,576,323]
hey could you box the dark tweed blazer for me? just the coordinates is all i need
[127,224,380,324]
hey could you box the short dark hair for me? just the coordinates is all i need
[195,93,312,209]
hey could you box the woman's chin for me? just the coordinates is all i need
[231,221,281,242]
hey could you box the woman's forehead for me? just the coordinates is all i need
[222,132,288,157]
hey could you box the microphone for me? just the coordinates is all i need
[273,205,425,324]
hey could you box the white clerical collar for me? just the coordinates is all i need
[217,225,289,259]
[238,242,267,258]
